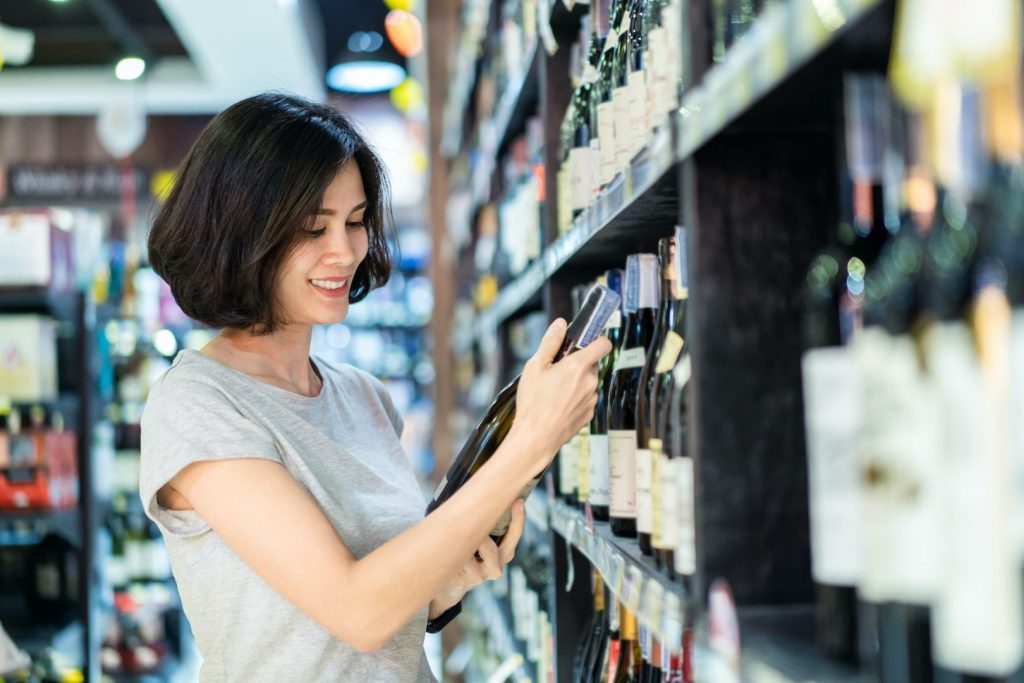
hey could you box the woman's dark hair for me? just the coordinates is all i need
[148,92,393,335]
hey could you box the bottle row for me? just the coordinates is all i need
[0,403,78,511]
[798,58,1024,679]
[557,227,695,586]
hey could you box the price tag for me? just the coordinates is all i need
[564,516,578,592]
[611,553,626,597]
[640,579,666,636]
[624,566,644,613]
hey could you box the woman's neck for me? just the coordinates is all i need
[201,325,321,397]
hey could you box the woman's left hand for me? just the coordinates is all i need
[428,499,527,618]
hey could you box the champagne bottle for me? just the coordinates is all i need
[615,605,642,682]
[427,285,621,539]
[609,254,658,538]
[800,72,891,663]
[653,227,688,575]
[591,269,625,521]
[637,237,673,556]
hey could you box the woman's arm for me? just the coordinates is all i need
[169,319,609,652]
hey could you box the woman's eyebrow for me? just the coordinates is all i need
[315,200,367,216]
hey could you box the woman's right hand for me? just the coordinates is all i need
[509,318,612,473]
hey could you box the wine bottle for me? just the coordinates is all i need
[637,237,672,556]
[427,284,621,539]
[609,254,658,538]
[597,1,626,187]
[611,4,632,175]
[614,604,642,683]
[581,572,608,682]
[922,84,1023,678]
[800,72,891,663]
[591,269,625,521]
[653,227,688,576]
[627,0,649,154]
[857,108,939,683]
[571,45,596,221]
[562,285,589,507]
[602,596,623,681]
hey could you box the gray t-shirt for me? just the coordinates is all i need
[138,349,435,683]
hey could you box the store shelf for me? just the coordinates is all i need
[0,507,81,547]
[675,0,882,160]
[471,41,542,209]
[473,122,679,339]
[548,498,687,643]
[440,0,495,157]
[465,587,533,682]
[731,607,869,683]
[0,287,81,317]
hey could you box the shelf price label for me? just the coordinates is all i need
[623,565,644,613]
[640,579,666,636]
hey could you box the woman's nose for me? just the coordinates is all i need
[324,230,358,268]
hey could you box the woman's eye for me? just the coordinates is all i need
[346,221,366,230]
[306,228,327,238]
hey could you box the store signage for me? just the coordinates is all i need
[0,165,150,203]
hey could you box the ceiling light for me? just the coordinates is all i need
[115,57,146,81]
[327,61,406,93]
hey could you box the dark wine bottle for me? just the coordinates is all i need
[426,284,621,539]
[653,227,688,575]
[637,237,673,556]
[602,596,623,681]
[562,285,590,507]
[608,254,658,538]
[591,269,625,521]
[574,572,605,682]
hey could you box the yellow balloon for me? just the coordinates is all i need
[383,0,415,10]
[390,76,425,113]
[151,169,177,202]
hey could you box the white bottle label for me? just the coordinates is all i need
[636,447,653,534]
[648,26,669,127]
[855,327,942,604]
[655,331,684,374]
[569,146,591,212]
[597,101,616,186]
[1012,309,1024,561]
[588,433,611,506]
[616,346,647,371]
[576,428,591,501]
[609,429,637,518]
[674,457,696,575]
[628,70,648,159]
[556,164,571,234]
[801,346,863,586]
[558,436,577,496]
[660,453,680,550]
[612,86,631,173]
[588,138,602,199]
[927,318,1023,674]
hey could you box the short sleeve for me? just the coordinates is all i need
[365,374,404,438]
[138,374,281,537]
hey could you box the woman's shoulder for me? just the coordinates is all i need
[142,351,237,419]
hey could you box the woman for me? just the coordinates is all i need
[140,92,609,682]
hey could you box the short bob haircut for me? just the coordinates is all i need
[148,92,393,335]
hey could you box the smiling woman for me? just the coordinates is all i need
[147,92,393,337]
[138,91,608,683]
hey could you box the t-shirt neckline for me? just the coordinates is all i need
[178,349,327,404]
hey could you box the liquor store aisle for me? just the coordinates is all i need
[0,0,1022,682]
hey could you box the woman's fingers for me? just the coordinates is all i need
[498,500,526,565]
[474,538,502,581]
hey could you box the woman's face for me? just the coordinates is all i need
[276,159,370,327]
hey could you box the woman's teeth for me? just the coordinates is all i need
[311,279,347,290]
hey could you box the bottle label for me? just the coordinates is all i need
[1013,309,1024,560]
[648,26,669,126]
[636,447,653,534]
[613,86,631,173]
[604,308,622,331]
[588,433,611,506]
[655,331,685,374]
[589,138,602,199]
[576,427,591,502]
[615,346,647,371]
[674,457,696,575]
[855,327,942,604]
[651,439,665,549]
[569,145,592,212]
[597,101,616,186]
[926,317,1024,673]
[800,346,863,586]
[609,429,637,517]
[558,436,577,497]
[628,69,648,155]
[556,163,572,234]
[660,452,680,550]
[672,354,691,385]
